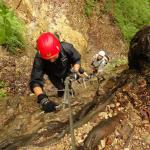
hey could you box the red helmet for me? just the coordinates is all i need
[36,32,61,59]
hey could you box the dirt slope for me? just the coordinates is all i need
[1,1,150,150]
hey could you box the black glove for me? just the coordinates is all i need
[37,94,57,113]
[69,72,79,81]
[79,67,85,74]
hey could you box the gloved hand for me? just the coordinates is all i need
[69,72,79,81]
[79,67,85,74]
[37,94,57,113]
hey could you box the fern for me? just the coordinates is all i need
[0,0,25,53]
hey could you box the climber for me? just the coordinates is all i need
[91,50,109,74]
[76,50,109,85]
[29,32,82,113]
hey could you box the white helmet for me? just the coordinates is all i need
[98,50,106,57]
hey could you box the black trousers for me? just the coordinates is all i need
[48,74,66,97]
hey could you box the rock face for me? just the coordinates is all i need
[1,1,150,150]
[128,26,150,71]
[4,0,88,55]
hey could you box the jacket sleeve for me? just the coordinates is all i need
[29,53,45,93]
[62,42,81,65]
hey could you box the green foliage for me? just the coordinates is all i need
[0,81,5,88]
[105,0,150,42]
[0,89,7,98]
[104,56,127,73]
[85,0,95,17]
[0,0,25,54]
[0,81,6,98]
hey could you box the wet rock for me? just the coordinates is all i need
[128,26,150,72]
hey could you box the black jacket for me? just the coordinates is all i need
[29,42,81,92]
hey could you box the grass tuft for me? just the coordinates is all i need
[85,0,96,17]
